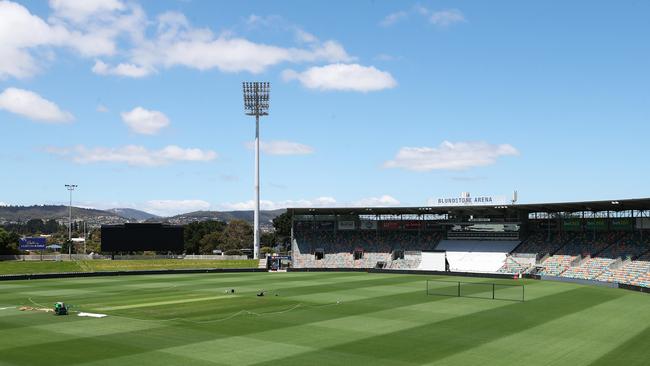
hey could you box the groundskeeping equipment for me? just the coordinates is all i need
[54,302,68,315]
[426,279,525,302]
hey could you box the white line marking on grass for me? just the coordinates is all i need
[0,307,15,311]
[97,295,239,311]
[28,297,48,308]
[90,301,341,324]
[78,312,107,318]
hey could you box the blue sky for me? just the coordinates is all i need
[0,0,648,216]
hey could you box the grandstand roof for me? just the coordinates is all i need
[289,198,650,216]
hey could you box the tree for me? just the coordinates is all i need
[272,211,292,248]
[199,231,223,254]
[184,220,227,254]
[261,232,276,248]
[44,219,60,234]
[223,220,253,251]
[0,228,19,254]
[84,228,101,253]
[25,219,45,234]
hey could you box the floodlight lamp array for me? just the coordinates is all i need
[242,81,270,116]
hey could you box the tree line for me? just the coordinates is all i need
[183,212,291,255]
[0,211,293,255]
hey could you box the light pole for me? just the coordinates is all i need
[65,184,77,259]
[242,82,270,260]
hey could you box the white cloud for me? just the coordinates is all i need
[0,202,9,206]
[352,195,400,207]
[384,141,519,171]
[0,1,65,78]
[120,107,170,135]
[294,28,318,44]
[96,103,109,112]
[0,0,142,78]
[380,6,466,29]
[122,11,354,76]
[245,14,318,45]
[221,195,401,210]
[133,33,353,74]
[143,199,211,216]
[245,140,314,155]
[46,144,217,166]
[92,60,151,78]
[1,3,362,81]
[282,64,397,92]
[429,9,466,27]
[380,11,408,27]
[245,14,282,27]
[0,87,74,123]
[49,0,126,23]
[221,197,337,211]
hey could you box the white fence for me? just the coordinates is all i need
[0,254,249,261]
[181,255,248,260]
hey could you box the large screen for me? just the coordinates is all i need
[101,223,184,252]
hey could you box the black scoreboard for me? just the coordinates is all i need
[101,223,184,252]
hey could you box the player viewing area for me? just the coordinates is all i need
[289,198,650,289]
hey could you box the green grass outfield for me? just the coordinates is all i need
[0,259,259,275]
[0,272,649,365]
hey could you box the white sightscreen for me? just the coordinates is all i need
[418,251,446,271]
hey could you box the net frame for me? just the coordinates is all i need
[426,279,525,302]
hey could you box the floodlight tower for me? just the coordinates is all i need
[65,184,77,259]
[242,82,270,260]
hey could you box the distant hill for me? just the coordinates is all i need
[107,208,160,221]
[0,205,286,225]
[0,205,118,222]
[168,209,286,224]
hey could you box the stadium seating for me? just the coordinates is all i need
[597,252,650,285]
[560,257,615,280]
[292,230,442,269]
[554,232,622,257]
[293,225,650,288]
[389,257,422,270]
[534,231,650,280]
[497,255,535,274]
[537,255,576,276]
[513,232,574,256]
[598,232,650,259]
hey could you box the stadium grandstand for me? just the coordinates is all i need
[289,197,650,287]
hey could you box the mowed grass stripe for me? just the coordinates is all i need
[0,274,475,364]
[110,277,532,366]
[588,325,650,365]
[0,273,648,366]
[234,282,571,357]
[430,289,650,366]
[248,286,623,366]
[82,274,432,317]
[0,259,258,275]
[4,271,381,308]
[97,295,239,311]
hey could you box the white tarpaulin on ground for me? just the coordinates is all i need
[436,240,520,273]
[418,252,446,271]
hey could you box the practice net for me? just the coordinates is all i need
[426,279,524,302]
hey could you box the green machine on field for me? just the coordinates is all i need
[54,302,68,315]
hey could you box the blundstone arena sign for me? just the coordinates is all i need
[433,195,507,206]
